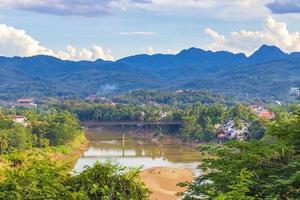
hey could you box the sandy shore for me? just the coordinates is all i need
[140,167,194,200]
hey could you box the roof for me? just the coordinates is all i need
[17,98,33,103]
[14,115,25,119]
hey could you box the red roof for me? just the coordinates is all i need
[259,111,275,119]
[17,98,32,103]
[14,115,25,119]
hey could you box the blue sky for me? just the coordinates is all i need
[1,0,300,60]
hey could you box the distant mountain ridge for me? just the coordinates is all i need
[1,44,300,102]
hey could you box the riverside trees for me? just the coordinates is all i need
[0,109,81,153]
[0,108,149,200]
[184,108,300,199]
[0,160,149,200]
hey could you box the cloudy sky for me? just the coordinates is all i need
[1,0,300,60]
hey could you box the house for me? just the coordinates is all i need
[259,110,275,119]
[148,101,159,106]
[85,95,97,102]
[176,90,184,94]
[110,102,117,107]
[13,115,28,127]
[249,105,275,120]
[290,87,300,96]
[216,119,248,142]
[14,98,37,108]
[159,111,169,119]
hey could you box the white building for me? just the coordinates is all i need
[217,119,248,141]
[13,115,28,127]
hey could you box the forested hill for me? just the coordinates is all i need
[1,44,300,101]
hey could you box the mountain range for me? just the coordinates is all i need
[1,44,300,102]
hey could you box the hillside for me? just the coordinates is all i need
[1,45,300,101]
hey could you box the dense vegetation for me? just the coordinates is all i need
[59,98,267,143]
[184,108,300,199]
[0,109,149,200]
[59,101,165,122]
[181,103,260,141]
[0,160,149,200]
[1,94,299,199]
[112,90,229,106]
[1,45,300,101]
[0,110,81,154]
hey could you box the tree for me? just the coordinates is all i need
[7,125,32,150]
[0,160,149,200]
[234,117,243,130]
[185,109,300,200]
[0,160,83,200]
[0,132,8,154]
[214,170,257,200]
[67,161,149,200]
[247,120,265,140]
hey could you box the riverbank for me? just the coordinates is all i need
[140,167,194,200]
[0,132,88,177]
[50,132,89,170]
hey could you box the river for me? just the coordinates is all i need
[73,127,202,176]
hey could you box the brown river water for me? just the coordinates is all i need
[73,127,202,176]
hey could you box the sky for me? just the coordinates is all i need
[1,0,300,61]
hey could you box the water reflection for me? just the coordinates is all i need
[73,128,202,175]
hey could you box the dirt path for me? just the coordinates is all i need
[140,167,194,200]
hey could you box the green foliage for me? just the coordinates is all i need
[247,120,265,140]
[27,110,81,146]
[0,133,8,154]
[180,103,258,142]
[0,109,81,154]
[0,159,84,200]
[0,160,149,200]
[113,90,228,106]
[185,109,300,200]
[61,101,162,122]
[6,125,32,150]
[267,109,300,153]
[68,161,149,200]
[214,170,257,200]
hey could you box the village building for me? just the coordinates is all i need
[289,87,300,96]
[13,115,28,127]
[85,95,97,102]
[159,111,169,120]
[175,90,184,94]
[14,98,37,109]
[249,105,275,120]
[216,119,249,143]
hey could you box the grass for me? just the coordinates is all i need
[51,133,88,171]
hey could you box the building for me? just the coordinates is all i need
[249,105,275,120]
[176,90,184,94]
[14,98,37,108]
[290,87,300,96]
[13,115,28,127]
[216,119,248,142]
[85,95,97,102]
[159,111,169,119]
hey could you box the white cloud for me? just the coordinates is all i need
[146,46,156,55]
[126,0,272,20]
[0,24,114,61]
[166,48,180,55]
[118,31,158,36]
[204,16,300,55]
